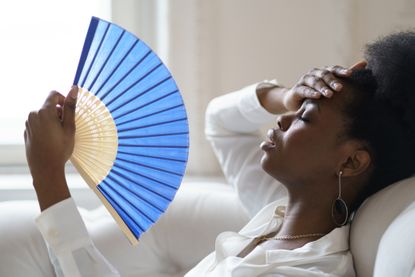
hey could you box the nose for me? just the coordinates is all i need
[277,113,295,131]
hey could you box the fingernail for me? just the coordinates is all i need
[69,86,78,100]
[325,90,333,97]
[333,82,342,91]
[320,88,328,96]
[342,69,351,74]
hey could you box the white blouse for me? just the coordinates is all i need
[35,81,356,276]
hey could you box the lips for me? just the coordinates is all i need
[260,129,277,151]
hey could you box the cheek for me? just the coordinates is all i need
[261,127,334,178]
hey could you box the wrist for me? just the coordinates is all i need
[256,83,289,114]
[32,169,71,211]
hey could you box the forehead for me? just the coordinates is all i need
[310,83,355,113]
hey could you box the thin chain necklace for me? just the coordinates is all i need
[256,233,325,244]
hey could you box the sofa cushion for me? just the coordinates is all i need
[350,176,415,277]
[373,201,415,277]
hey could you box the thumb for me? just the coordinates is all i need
[63,86,78,134]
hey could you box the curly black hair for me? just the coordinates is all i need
[341,31,415,211]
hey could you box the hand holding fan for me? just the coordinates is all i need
[70,17,189,245]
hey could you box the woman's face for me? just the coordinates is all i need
[260,89,352,187]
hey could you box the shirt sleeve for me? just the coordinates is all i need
[35,198,120,277]
[205,80,288,218]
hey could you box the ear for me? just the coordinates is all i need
[337,142,372,177]
[349,60,367,70]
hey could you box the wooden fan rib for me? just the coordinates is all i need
[71,153,112,180]
[76,122,116,136]
[72,148,115,167]
[73,140,116,153]
[71,156,102,185]
[76,105,113,126]
[73,147,115,169]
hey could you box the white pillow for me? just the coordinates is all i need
[373,201,415,277]
[350,176,415,277]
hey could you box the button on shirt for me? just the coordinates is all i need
[35,81,356,276]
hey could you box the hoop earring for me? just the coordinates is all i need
[331,170,349,226]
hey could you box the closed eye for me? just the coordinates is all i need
[296,108,310,123]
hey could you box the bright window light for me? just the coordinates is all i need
[0,0,111,144]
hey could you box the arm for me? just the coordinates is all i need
[205,80,289,218]
[25,87,120,276]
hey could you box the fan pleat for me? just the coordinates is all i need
[117,151,186,170]
[96,48,152,101]
[108,70,172,115]
[92,38,139,95]
[100,53,161,105]
[113,90,178,122]
[86,30,126,90]
[109,167,173,209]
[112,161,180,192]
[102,178,161,223]
[116,156,183,177]
[72,17,189,244]
[114,85,183,124]
[117,149,187,163]
[80,22,110,88]
[106,64,166,110]
[98,184,146,235]
[82,24,127,90]
[116,103,184,128]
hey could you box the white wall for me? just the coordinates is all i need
[112,0,415,176]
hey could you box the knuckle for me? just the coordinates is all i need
[28,111,37,120]
[319,69,330,76]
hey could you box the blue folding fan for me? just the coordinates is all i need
[70,17,189,245]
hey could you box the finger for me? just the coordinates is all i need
[56,105,63,121]
[349,60,367,70]
[28,111,38,124]
[302,74,334,97]
[24,130,27,143]
[326,65,351,77]
[63,86,78,134]
[316,70,344,92]
[25,119,30,133]
[42,91,65,109]
[294,85,322,99]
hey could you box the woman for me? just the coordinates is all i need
[20,31,415,276]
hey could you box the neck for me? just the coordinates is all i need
[277,188,338,237]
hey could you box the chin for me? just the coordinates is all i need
[260,152,290,184]
[260,152,277,176]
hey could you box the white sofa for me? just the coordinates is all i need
[152,177,415,276]
[0,177,414,276]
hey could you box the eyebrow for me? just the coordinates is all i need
[303,99,320,113]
